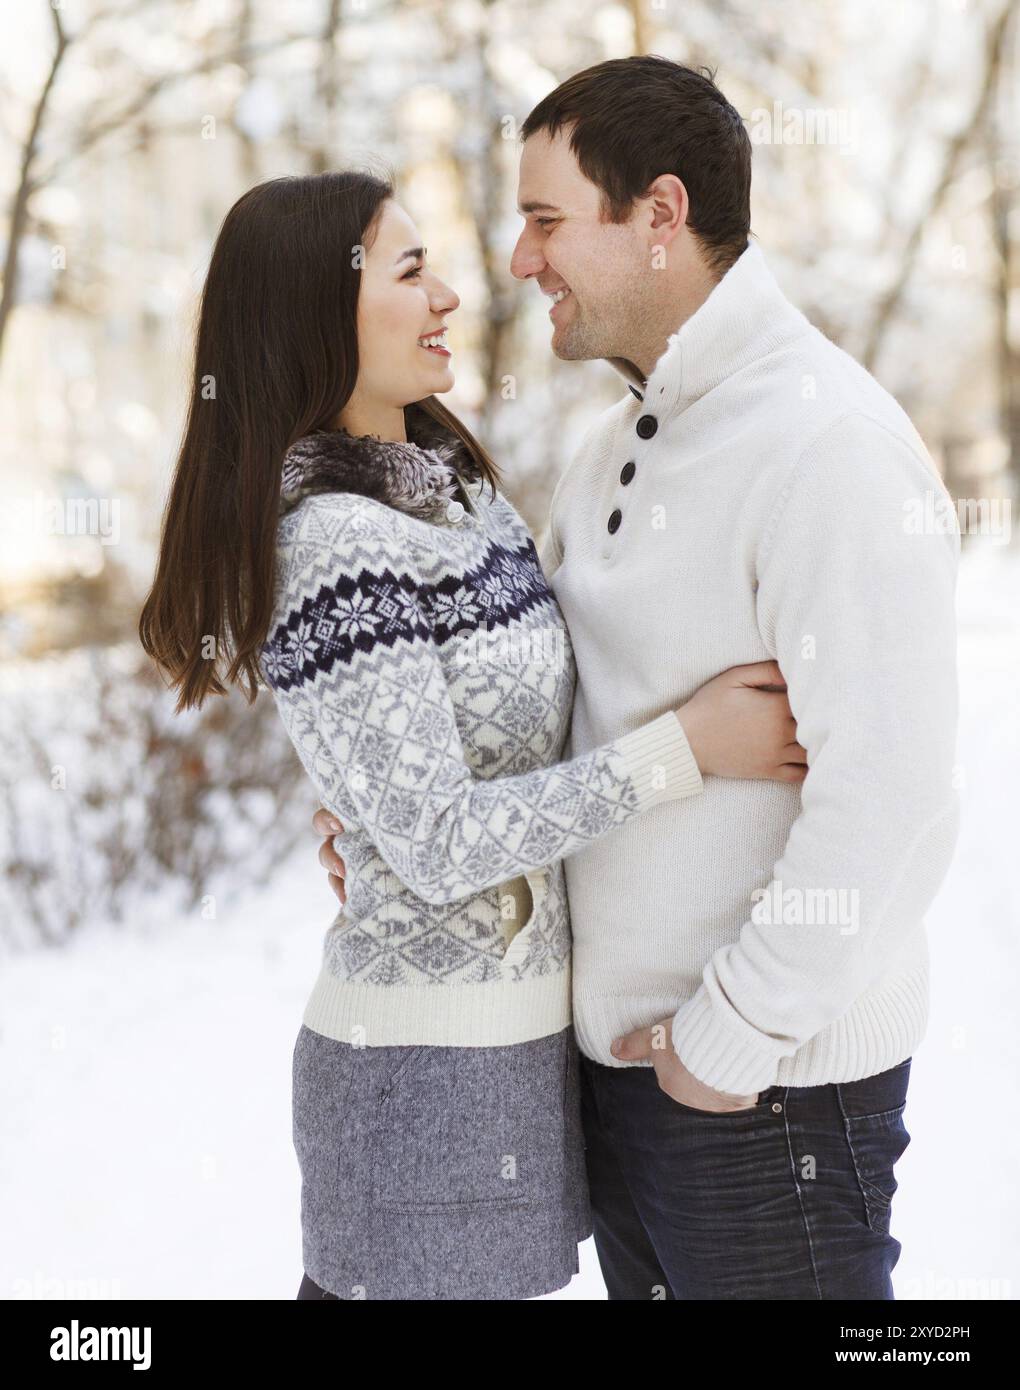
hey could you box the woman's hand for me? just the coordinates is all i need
[675,660,807,783]
[312,807,346,904]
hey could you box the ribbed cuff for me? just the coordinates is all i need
[671,985,787,1094]
[612,710,704,812]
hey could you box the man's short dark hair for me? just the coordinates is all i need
[521,55,751,277]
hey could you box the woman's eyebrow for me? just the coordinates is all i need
[393,246,426,265]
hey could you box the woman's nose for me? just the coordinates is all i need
[432,277,459,314]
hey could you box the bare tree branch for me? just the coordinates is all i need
[0,3,69,358]
[37,31,314,184]
[863,0,1018,370]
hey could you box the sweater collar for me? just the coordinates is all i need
[279,402,483,522]
[607,239,811,413]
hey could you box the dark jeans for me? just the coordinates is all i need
[580,1051,912,1300]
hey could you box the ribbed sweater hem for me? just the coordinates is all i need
[574,956,929,1090]
[302,965,572,1048]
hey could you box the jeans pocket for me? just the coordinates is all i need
[667,1085,774,1118]
[842,1103,911,1235]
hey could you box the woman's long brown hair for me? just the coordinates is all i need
[138,171,500,713]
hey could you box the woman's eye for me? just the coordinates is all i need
[403,265,423,280]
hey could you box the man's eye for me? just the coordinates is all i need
[536,219,556,228]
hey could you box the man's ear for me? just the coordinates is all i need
[644,173,687,247]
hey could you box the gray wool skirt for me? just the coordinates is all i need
[291,1021,593,1300]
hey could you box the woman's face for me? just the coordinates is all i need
[353,199,458,411]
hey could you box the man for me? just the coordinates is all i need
[314,56,960,1299]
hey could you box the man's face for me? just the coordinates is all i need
[510,128,648,363]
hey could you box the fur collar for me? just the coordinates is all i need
[279,403,484,523]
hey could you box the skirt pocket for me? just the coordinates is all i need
[370,1034,568,1213]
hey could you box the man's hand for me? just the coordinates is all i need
[313,806,347,905]
[610,1018,759,1112]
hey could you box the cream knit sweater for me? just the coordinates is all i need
[541,237,961,1093]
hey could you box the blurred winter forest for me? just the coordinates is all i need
[1,0,1018,941]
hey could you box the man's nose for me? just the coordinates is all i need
[510,228,544,282]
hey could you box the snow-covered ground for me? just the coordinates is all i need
[2,543,1017,1301]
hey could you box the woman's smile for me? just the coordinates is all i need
[418,326,451,357]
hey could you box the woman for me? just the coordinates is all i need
[139,171,805,1300]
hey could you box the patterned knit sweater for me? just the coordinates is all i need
[259,405,703,1048]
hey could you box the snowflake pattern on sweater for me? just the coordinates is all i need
[263,535,555,694]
